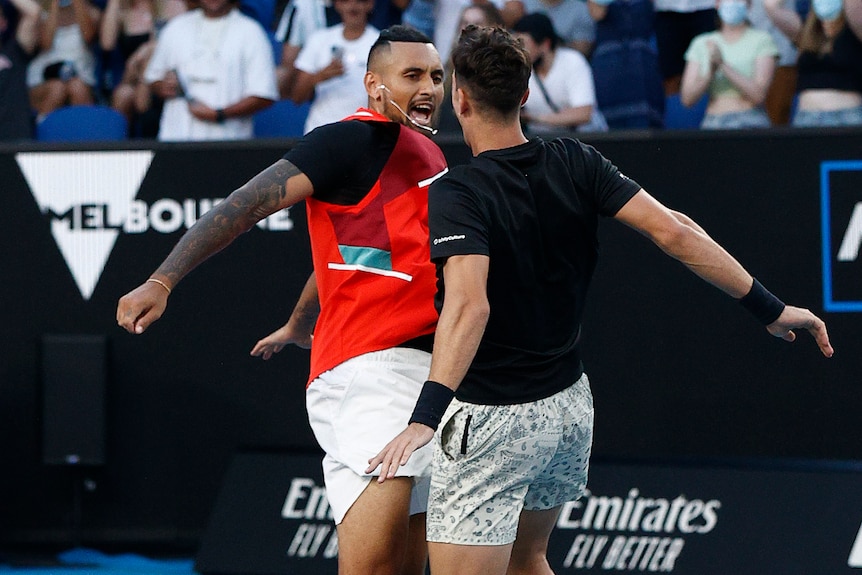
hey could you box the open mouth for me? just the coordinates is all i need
[409,102,434,125]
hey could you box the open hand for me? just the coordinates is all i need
[766,305,834,357]
[365,423,434,483]
[250,324,312,359]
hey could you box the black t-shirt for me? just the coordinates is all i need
[429,137,641,405]
[283,119,400,206]
[796,26,862,93]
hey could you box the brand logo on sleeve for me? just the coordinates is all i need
[432,234,466,246]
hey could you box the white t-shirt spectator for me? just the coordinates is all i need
[522,46,606,133]
[145,8,278,140]
[294,23,378,133]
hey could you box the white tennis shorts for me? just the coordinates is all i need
[306,347,434,524]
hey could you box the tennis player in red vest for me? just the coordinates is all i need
[117,25,448,575]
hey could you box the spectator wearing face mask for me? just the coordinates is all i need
[764,0,862,126]
[680,0,779,128]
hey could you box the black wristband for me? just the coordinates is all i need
[409,380,455,431]
[215,109,226,124]
[739,278,785,325]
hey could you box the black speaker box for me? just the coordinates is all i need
[41,334,107,466]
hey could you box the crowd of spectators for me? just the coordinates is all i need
[1,0,861,142]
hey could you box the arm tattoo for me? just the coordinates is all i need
[155,160,303,285]
[289,274,320,334]
[290,301,320,336]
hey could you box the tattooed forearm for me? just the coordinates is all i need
[243,159,302,220]
[288,272,320,335]
[154,160,303,286]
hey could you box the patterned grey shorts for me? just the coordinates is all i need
[426,373,594,545]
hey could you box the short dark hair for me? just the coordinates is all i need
[512,12,560,50]
[367,24,434,70]
[451,25,531,118]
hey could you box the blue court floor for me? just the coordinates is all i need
[0,548,197,575]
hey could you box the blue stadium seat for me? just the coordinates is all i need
[663,93,708,130]
[268,32,283,65]
[37,105,128,142]
[253,99,310,139]
[239,0,276,31]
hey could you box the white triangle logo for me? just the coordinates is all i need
[850,521,862,567]
[16,151,154,300]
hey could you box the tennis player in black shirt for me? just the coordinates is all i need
[367,24,833,575]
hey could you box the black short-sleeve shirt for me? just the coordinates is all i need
[429,137,641,404]
[283,119,401,206]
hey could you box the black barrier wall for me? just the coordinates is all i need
[1,129,860,548]
[191,451,862,575]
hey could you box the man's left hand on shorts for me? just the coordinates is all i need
[366,423,434,483]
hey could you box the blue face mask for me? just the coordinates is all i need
[812,0,842,21]
[718,0,748,25]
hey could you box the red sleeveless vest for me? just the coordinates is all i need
[305,109,448,384]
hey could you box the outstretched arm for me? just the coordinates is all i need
[116,159,313,334]
[366,254,491,480]
[614,190,833,357]
[250,272,319,358]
